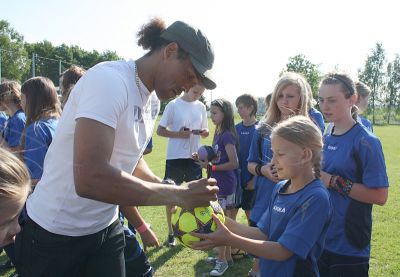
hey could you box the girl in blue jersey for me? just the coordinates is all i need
[20,77,61,186]
[247,72,312,276]
[305,81,325,134]
[193,116,332,277]
[317,73,388,276]
[0,81,26,151]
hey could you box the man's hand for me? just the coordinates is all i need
[178,178,219,208]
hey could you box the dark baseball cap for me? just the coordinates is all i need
[160,21,216,90]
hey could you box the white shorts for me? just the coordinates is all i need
[218,192,236,210]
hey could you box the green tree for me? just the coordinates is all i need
[0,20,30,81]
[283,54,322,99]
[358,43,387,124]
[386,54,400,124]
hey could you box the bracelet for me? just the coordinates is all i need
[212,165,216,172]
[137,222,151,234]
[332,175,353,196]
[255,164,263,176]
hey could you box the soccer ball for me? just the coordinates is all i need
[171,201,225,248]
[197,145,217,162]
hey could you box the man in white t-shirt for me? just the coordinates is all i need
[15,19,218,277]
[157,84,209,246]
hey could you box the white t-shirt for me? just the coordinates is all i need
[27,60,160,236]
[159,97,208,159]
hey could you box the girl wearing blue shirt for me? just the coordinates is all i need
[318,73,388,276]
[193,116,332,277]
[20,77,61,185]
[0,81,26,151]
[247,72,313,276]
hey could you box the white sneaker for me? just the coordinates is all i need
[210,260,229,276]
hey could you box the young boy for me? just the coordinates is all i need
[156,84,209,246]
[232,94,258,222]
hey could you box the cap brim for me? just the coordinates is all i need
[190,57,216,90]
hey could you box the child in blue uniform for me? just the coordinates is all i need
[193,116,332,277]
[317,73,388,276]
[232,94,258,223]
[20,77,61,185]
[355,81,373,132]
[247,72,312,276]
[0,111,8,134]
[0,81,26,151]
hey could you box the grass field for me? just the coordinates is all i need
[1,121,399,277]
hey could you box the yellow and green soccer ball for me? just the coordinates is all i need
[171,201,225,248]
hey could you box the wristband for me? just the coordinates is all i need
[137,222,151,234]
[332,175,353,196]
[212,165,216,172]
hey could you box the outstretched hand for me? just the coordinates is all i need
[190,214,231,250]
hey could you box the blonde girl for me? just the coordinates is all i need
[193,116,332,277]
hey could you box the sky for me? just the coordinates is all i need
[1,0,399,104]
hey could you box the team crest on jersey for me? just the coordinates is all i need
[273,205,286,213]
[327,145,337,151]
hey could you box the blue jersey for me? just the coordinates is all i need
[235,121,258,188]
[24,118,59,179]
[2,109,26,147]
[247,128,277,223]
[0,112,8,134]
[309,108,325,134]
[358,115,373,132]
[257,179,332,277]
[322,123,388,257]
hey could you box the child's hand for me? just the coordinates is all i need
[262,162,279,182]
[192,152,199,161]
[139,227,160,251]
[190,214,231,250]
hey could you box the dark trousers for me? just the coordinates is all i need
[15,217,126,277]
[318,250,369,277]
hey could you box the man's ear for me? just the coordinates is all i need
[163,42,179,60]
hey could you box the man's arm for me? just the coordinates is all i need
[73,118,218,208]
[133,158,162,183]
